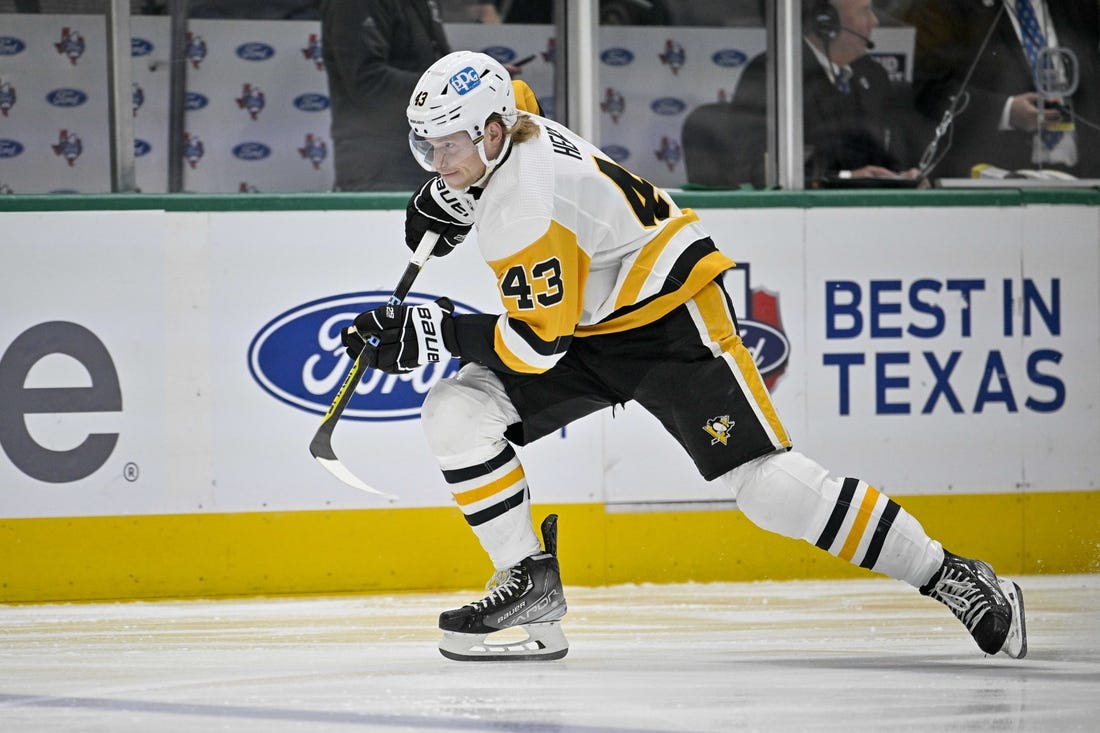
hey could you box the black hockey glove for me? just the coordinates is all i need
[405,176,475,258]
[341,298,457,373]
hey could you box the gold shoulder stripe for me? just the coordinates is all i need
[575,250,733,336]
[614,210,701,311]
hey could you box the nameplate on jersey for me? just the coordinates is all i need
[546,126,582,160]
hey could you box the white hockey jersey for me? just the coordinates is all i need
[462,115,735,375]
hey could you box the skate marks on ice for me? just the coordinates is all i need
[0,575,1097,732]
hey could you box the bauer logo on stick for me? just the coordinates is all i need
[449,67,481,95]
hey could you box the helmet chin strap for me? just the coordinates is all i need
[470,129,513,189]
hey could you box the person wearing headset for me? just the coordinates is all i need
[684,0,928,188]
[905,0,1100,179]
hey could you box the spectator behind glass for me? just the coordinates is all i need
[321,0,450,191]
[905,0,1100,179]
[684,0,927,188]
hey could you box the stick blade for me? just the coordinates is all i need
[312,454,398,500]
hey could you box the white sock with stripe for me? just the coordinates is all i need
[725,451,944,588]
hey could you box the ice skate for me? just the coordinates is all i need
[438,514,568,661]
[920,550,1027,658]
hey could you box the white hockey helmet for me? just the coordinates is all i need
[407,50,517,175]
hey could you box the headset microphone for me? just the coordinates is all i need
[841,27,875,50]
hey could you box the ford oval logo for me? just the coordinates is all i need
[600,48,634,66]
[0,139,24,158]
[650,97,686,116]
[712,49,748,68]
[46,88,88,107]
[293,93,329,112]
[134,139,151,156]
[601,144,630,162]
[739,320,790,376]
[0,37,26,55]
[232,142,271,160]
[131,38,154,56]
[248,292,477,420]
[185,91,209,110]
[236,42,275,61]
[481,46,515,63]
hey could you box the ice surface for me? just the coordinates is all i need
[1,575,1097,732]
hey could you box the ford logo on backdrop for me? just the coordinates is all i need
[712,49,748,68]
[0,37,26,55]
[738,321,789,377]
[293,93,329,112]
[650,97,686,116]
[232,142,271,160]
[601,144,630,162]
[236,42,276,61]
[46,88,88,107]
[248,292,477,421]
[185,91,209,110]
[600,48,634,66]
[0,139,24,158]
[131,38,154,56]
[481,46,515,64]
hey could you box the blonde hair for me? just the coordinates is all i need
[488,112,541,145]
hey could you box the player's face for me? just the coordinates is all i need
[419,131,486,189]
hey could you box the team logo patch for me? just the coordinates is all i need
[658,39,685,74]
[302,33,324,71]
[183,132,204,168]
[654,136,681,171]
[449,67,481,95]
[185,33,207,69]
[54,27,85,65]
[51,129,82,166]
[0,81,15,116]
[601,87,625,123]
[236,83,265,119]
[704,415,735,446]
[298,133,327,169]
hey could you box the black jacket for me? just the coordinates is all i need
[906,0,1100,178]
[684,41,926,188]
[321,0,449,190]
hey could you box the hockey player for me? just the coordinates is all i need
[341,51,1027,662]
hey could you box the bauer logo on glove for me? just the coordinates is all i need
[341,297,459,374]
[405,176,476,258]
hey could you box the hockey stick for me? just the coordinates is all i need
[309,230,440,498]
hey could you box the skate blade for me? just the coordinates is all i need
[998,579,1027,659]
[438,621,568,662]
